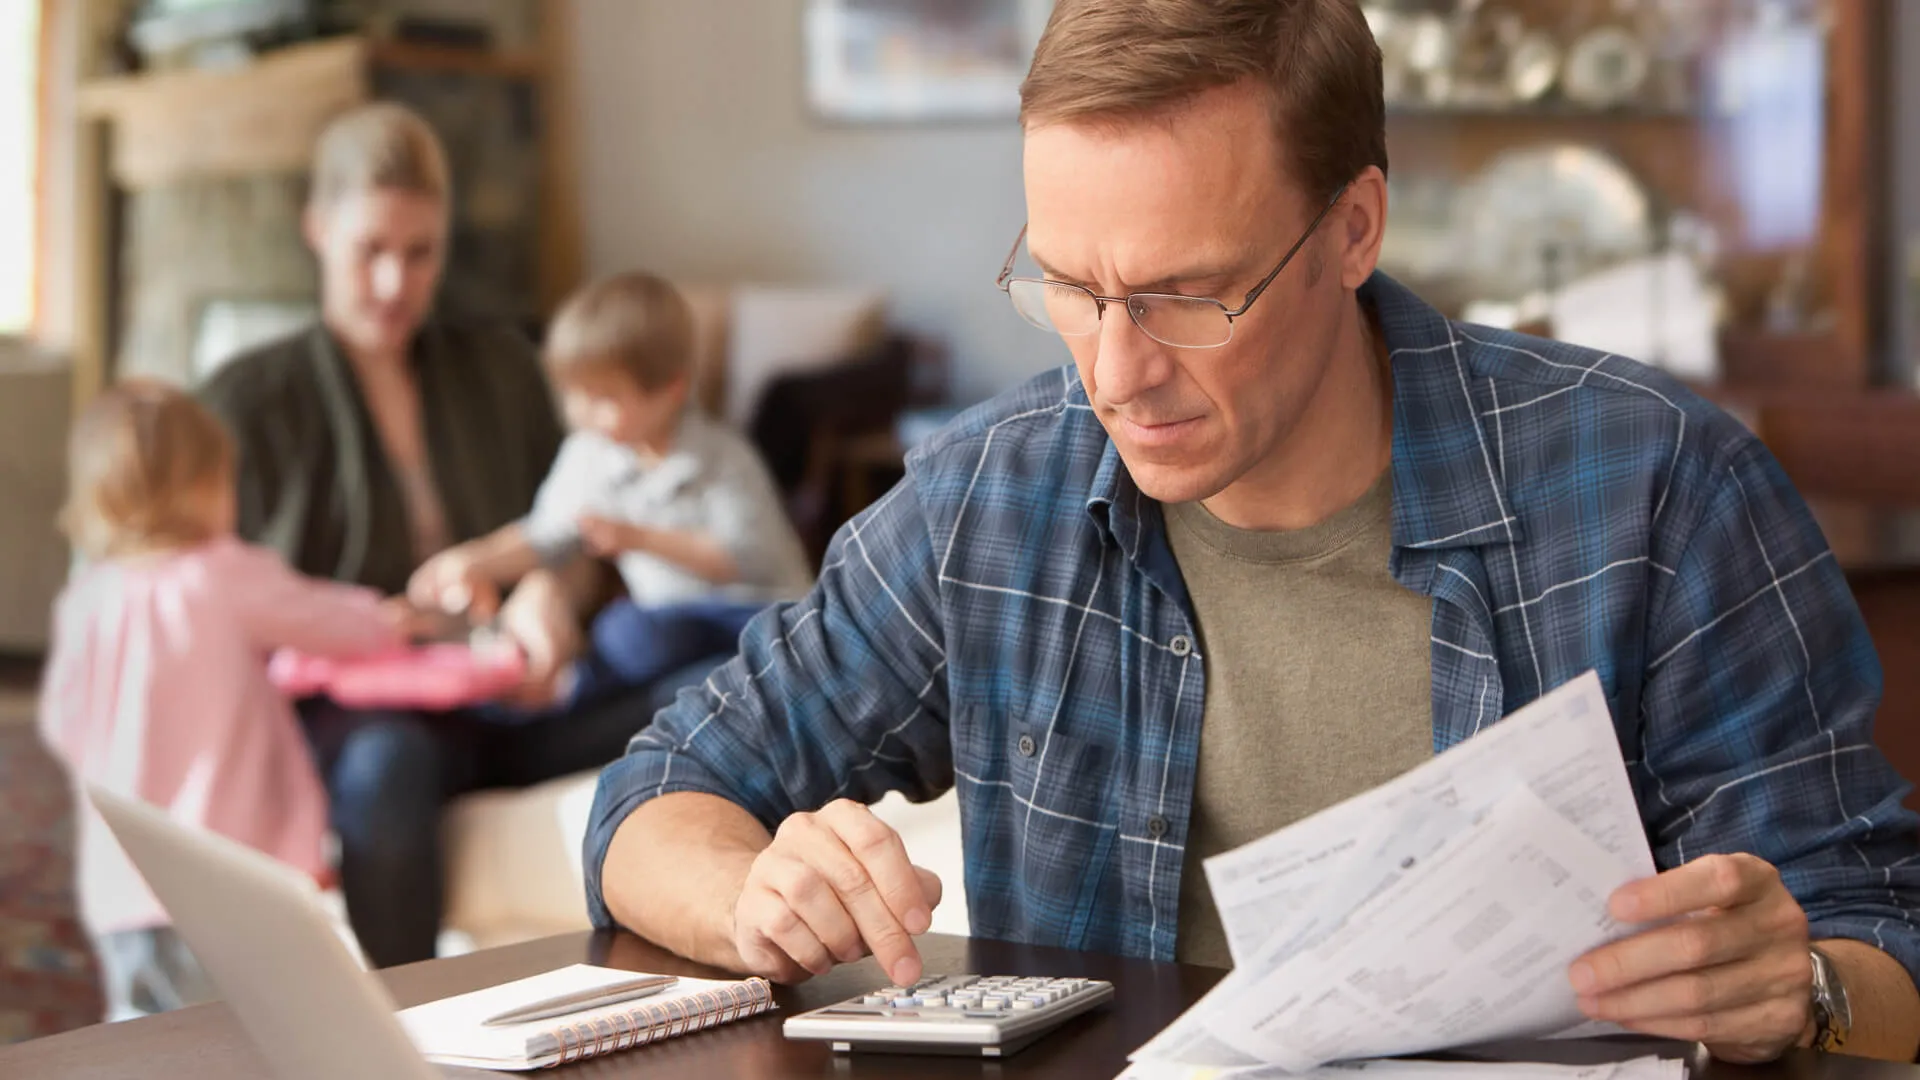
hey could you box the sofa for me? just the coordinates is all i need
[440,779,970,952]
[437,282,968,953]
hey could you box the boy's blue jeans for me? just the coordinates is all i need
[568,598,766,708]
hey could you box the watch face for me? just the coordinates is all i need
[1810,946,1851,1049]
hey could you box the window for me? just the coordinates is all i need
[0,1,39,335]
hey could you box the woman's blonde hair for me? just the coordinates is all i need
[61,379,235,560]
[309,101,451,210]
[543,272,696,392]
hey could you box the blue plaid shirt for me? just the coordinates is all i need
[586,272,1920,982]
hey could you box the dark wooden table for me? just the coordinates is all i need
[3,931,1917,1078]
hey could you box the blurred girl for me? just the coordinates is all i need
[38,379,413,1020]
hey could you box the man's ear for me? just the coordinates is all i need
[1338,166,1389,291]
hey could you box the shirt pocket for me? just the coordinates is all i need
[957,707,1119,952]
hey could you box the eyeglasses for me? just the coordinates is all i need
[994,184,1350,350]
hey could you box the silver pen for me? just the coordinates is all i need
[481,974,680,1026]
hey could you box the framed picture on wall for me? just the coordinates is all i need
[804,0,1053,122]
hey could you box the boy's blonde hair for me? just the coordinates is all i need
[62,380,235,560]
[309,102,451,210]
[543,272,696,392]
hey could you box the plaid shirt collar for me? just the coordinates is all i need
[1084,271,1524,570]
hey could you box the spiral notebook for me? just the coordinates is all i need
[397,964,776,1070]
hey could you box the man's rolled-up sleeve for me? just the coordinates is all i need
[583,473,954,929]
[1641,435,1920,985]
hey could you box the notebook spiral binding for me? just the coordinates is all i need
[552,978,774,1065]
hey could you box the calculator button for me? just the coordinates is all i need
[861,995,888,1005]
[1011,1000,1038,1011]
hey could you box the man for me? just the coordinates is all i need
[586,0,1920,1063]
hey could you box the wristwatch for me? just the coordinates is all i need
[1808,944,1852,1052]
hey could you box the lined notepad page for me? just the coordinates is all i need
[397,964,770,1070]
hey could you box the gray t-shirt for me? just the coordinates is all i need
[523,412,813,606]
[1165,472,1434,969]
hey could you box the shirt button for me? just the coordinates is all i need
[1146,815,1169,839]
[1016,733,1037,757]
[1170,635,1193,657]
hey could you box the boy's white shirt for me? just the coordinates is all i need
[522,412,812,606]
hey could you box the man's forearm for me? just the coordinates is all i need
[601,791,769,971]
[1820,938,1920,1061]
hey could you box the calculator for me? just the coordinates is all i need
[782,973,1115,1057]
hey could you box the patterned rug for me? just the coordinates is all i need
[0,699,104,1042]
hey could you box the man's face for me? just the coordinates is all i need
[306,188,447,358]
[1023,82,1362,506]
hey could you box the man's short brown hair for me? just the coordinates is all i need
[1019,0,1387,202]
[543,272,696,392]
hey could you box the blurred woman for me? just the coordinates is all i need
[198,103,700,968]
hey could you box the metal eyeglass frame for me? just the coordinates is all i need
[994,183,1351,349]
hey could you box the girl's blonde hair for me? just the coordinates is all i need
[308,101,451,211]
[61,379,235,560]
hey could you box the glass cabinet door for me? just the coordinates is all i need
[1372,0,1874,386]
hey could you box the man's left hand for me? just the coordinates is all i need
[1571,853,1813,1063]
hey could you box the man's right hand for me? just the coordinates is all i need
[732,799,942,986]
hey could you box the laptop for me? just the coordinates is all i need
[87,785,501,1079]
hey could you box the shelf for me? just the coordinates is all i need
[369,41,544,81]
[1386,103,1701,121]
[75,35,549,188]
[80,37,365,120]
[79,38,371,189]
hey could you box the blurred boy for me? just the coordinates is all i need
[410,272,811,703]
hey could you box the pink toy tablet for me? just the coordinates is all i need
[268,642,527,711]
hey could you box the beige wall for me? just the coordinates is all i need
[570,0,1065,402]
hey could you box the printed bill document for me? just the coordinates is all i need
[1116,1055,1685,1080]
[1129,671,1663,1074]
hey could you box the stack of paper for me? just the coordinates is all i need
[1130,673,1663,1075]
[1119,1056,1685,1080]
